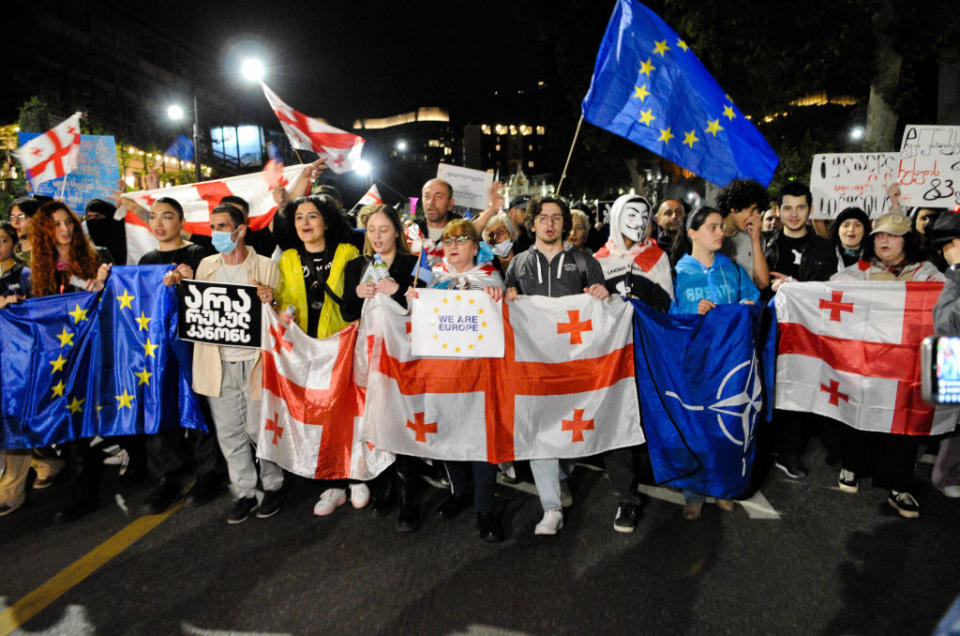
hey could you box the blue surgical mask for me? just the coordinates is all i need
[211,230,237,254]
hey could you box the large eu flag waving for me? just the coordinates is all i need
[631,300,775,498]
[582,0,778,186]
[0,266,204,449]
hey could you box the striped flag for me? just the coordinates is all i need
[775,281,948,435]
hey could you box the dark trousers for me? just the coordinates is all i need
[841,426,918,492]
[444,461,498,514]
[604,446,644,505]
[773,409,806,457]
[146,427,221,480]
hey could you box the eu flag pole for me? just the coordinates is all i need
[581,0,779,187]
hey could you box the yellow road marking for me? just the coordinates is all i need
[0,504,180,636]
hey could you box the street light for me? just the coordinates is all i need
[850,125,865,141]
[355,159,372,177]
[241,58,265,82]
[168,93,202,182]
[396,140,408,151]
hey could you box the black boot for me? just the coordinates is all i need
[395,458,420,533]
[141,474,182,515]
[56,441,102,523]
[370,470,396,516]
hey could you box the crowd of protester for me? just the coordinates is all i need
[2,163,960,544]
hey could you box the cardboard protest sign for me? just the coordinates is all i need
[436,163,493,210]
[809,152,900,219]
[898,124,960,209]
[410,289,504,358]
[178,280,262,348]
[18,133,121,212]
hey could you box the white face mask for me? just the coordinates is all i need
[491,239,513,257]
[620,201,649,242]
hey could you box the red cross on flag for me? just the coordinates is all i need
[360,294,645,463]
[14,112,83,187]
[775,281,951,435]
[120,163,307,264]
[256,309,394,480]
[261,83,365,174]
[356,184,383,207]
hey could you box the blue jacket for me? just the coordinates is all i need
[670,253,759,314]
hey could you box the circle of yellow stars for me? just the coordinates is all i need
[631,37,739,147]
[430,294,488,354]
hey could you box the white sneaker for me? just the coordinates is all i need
[560,480,573,508]
[940,485,960,499]
[313,488,346,516]
[349,483,371,509]
[534,509,564,536]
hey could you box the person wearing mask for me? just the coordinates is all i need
[190,204,284,524]
[504,196,610,535]
[831,212,945,519]
[670,205,759,519]
[83,198,127,265]
[830,207,871,269]
[483,213,520,276]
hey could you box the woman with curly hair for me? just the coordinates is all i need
[29,201,112,522]
[30,201,111,297]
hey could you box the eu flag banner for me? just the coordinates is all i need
[582,0,779,187]
[0,266,204,449]
[631,300,773,498]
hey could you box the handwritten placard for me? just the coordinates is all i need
[809,153,900,219]
[18,133,121,213]
[177,280,262,348]
[436,163,494,211]
[897,125,960,208]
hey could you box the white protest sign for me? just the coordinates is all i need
[410,289,504,358]
[809,153,900,219]
[897,124,960,209]
[437,163,493,210]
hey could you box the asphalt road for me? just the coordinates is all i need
[1,444,959,635]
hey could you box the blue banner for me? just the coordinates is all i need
[581,0,779,187]
[18,133,121,213]
[631,300,775,498]
[165,134,194,162]
[0,266,205,449]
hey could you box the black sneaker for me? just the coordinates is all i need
[395,503,420,533]
[256,490,284,519]
[185,475,225,508]
[888,490,920,519]
[613,502,640,533]
[477,512,504,543]
[774,454,808,479]
[837,468,859,494]
[227,497,258,524]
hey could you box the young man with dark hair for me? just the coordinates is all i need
[504,196,609,535]
[220,195,279,258]
[507,194,534,254]
[718,179,771,290]
[763,181,839,480]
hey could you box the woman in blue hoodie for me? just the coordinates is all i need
[671,206,760,316]
[669,206,759,519]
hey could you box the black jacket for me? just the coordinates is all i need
[341,252,420,321]
[764,229,838,283]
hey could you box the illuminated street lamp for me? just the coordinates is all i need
[396,140,408,152]
[849,125,865,141]
[241,58,265,82]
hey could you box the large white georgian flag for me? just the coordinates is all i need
[14,112,82,186]
[120,163,308,264]
[775,281,949,435]
[361,294,644,462]
[256,309,393,480]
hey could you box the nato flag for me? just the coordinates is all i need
[582,0,779,187]
[631,300,774,499]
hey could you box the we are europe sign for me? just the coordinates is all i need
[410,289,504,358]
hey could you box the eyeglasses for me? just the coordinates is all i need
[535,215,563,225]
[440,235,473,246]
[9,214,26,221]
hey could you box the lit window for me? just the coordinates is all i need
[495,144,501,151]
[481,124,491,135]
[495,124,507,135]
[444,147,452,155]
[528,145,533,151]
[528,161,535,168]
[536,126,545,135]
[428,139,440,147]
[509,125,518,136]
[519,125,532,136]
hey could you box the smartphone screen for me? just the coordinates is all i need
[923,336,960,404]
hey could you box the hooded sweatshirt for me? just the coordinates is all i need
[594,194,674,299]
[671,252,760,314]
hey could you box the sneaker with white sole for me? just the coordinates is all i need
[534,509,564,536]
[940,485,960,499]
[313,488,347,516]
[349,483,370,509]
[888,490,920,519]
[838,468,859,493]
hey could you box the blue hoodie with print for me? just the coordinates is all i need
[670,252,759,314]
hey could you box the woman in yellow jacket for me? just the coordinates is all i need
[278,195,359,339]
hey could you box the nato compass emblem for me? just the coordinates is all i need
[665,354,763,476]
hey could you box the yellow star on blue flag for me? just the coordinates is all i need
[581,0,778,186]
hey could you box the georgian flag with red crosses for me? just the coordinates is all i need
[775,281,950,435]
[360,294,644,463]
[13,112,82,186]
[256,309,393,480]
